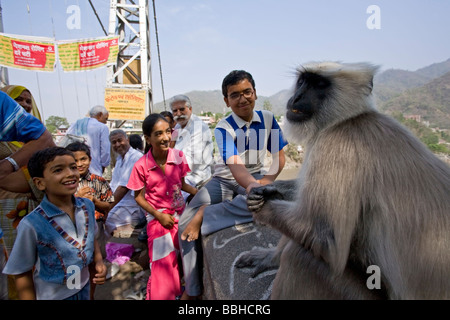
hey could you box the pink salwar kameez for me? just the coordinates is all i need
[146,210,182,300]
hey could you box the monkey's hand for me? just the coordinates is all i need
[247,185,283,213]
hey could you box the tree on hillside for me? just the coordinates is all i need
[201,111,214,117]
[214,113,223,122]
[263,100,273,112]
[392,112,450,155]
[46,116,69,134]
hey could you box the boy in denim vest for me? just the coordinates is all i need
[3,147,107,300]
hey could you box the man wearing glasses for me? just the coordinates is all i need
[178,70,288,299]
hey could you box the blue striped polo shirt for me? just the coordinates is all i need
[213,109,288,179]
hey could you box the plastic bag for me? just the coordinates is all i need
[105,242,135,265]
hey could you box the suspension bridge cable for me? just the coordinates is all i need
[152,0,166,110]
[87,0,111,109]
[25,0,45,121]
[48,0,67,119]
[88,0,108,36]
[64,0,82,119]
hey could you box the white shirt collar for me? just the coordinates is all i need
[231,110,262,129]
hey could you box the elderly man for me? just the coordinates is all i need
[170,95,214,200]
[104,129,145,238]
[66,105,110,176]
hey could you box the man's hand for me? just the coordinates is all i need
[245,180,262,194]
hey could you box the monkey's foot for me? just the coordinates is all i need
[235,247,279,277]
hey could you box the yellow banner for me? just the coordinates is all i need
[104,88,147,121]
[0,33,56,72]
[58,36,119,72]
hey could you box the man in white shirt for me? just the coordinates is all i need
[170,95,214,200]
[66,105,110,176]
[104,129,145,238]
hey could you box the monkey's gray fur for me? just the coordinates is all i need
[236,61,450,299]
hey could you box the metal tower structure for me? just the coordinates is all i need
[106,0,152,118]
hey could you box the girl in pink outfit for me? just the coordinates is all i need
[127,114,197,300]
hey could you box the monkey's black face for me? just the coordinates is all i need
[286,71,331,123]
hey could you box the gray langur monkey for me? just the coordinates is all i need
[236,62,450,299]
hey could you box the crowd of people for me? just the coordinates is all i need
[0,69,288,300]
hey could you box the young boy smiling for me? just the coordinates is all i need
[66,141,114,299]
[3,147,107,300]
[66,142,114,223]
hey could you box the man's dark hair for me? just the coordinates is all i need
[129,134,144,151]
[221,70,256,98]
[28,147,74,178]
[66,141,91,159]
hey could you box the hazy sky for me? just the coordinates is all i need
[1,0,449,124]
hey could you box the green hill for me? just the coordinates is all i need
[380,71,450,129]
[152,58,450,130]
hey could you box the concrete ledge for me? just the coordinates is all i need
[201,222,281,300]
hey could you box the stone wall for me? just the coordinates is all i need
[201,222,281,300]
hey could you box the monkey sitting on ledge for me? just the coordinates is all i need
[236,61,450,300]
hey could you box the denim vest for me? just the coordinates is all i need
[26,196,95,285]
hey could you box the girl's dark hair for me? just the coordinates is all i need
[28,147,75,178]
[221,70,256,97]
[65,141,91,159]
[160,110,174,122]
[142,113,169,153]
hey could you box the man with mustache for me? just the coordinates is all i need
[170,95,214,201]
